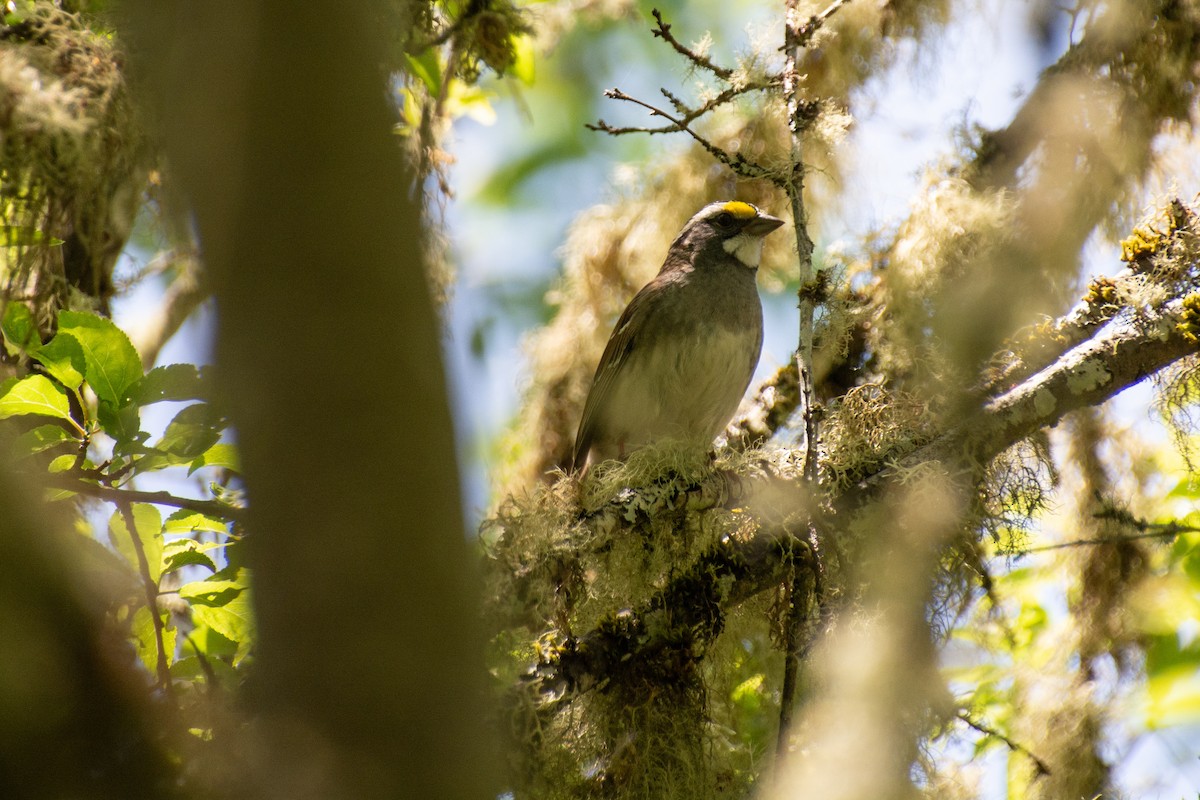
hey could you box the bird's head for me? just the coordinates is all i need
[670,201,786,270]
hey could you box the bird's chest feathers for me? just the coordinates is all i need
[610,327,757,430]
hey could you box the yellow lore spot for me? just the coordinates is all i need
[722,201,758,220]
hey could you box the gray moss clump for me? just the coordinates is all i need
[483,446,804,800]
[0,7,150,324]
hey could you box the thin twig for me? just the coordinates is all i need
[588,88,785,187]
[118,499,172,691]
[587,81,776,136]
[958,710,1051,776]
[775,0,837,767]
[45,473,246,523]
[1012,525,1198,555]
[650,8,734,79]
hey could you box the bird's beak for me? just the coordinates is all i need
[745,212,785,236]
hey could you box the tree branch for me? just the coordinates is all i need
[44,473,245,523]
[128,251,208,369]
[587,88,785,187]
[957,710,1051,776]
[116,499,172,690]
[649,8,733,79]
[520,523,814,712]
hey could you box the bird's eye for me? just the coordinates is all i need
[713,212,735,228]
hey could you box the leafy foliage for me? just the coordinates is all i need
[0,302,248,724]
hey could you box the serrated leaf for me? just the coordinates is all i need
[1,302,39,353]
[185,624,238,659]
[163,548,217,575]
[191,594,254,657]
[0,374,72,422]
[109,504,164,584]
[164,509,230,535]
[11,423,75,458]
[154,404,225,462]
[57,310,143,405]
[130,364,209,406]
[188,442,240,475]
[97,399,144,447]
[179,578,243,606]
[31,333,86,391]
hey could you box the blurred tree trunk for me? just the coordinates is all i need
[123,2,497,798]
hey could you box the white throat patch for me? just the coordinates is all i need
[723,232,764,268]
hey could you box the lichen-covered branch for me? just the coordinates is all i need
[518,525,813,713]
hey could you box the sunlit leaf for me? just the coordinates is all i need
[164,509,230,535]
[162,543,217,575]
[57,310,143,405]
[404,49,443,94]
[109,504,164,584]
[131,606,175,672]
[188,442,240,475]
[31,333,86,392]
[179,578,242,606]
[191,593,254,663]
[0,374,72,422]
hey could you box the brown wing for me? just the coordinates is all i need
[571,280,662,471]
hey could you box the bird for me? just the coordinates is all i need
[572,200,785,473]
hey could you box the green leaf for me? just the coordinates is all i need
[170,653,239,687]
[97,399,144,447]
[0,374,73,422]
[164,509,231,535]
[1,302,39,354]
[184,624,238,659]
[188,442,240,475]
[191,593,254,664]
[31,333,86,391]
[404,49,443,94]
[109,504,164,584]
[10,423,75,458]
[154,404,225,462]
[1143,665,1200,729]
[178,578,243,606]
[57,310,143,405]
[510,34,536,85]
[130,364,209,406]
[162,546,217,575]
[130,606,175,672]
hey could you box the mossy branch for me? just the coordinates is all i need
[519,524,814,711]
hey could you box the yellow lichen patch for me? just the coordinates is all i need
[1120,202,1183,264]
[1176,294,1200,343]
[722,200,759,219]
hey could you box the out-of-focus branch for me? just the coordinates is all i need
[128,251,207,369]
[973,298,1198,464]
